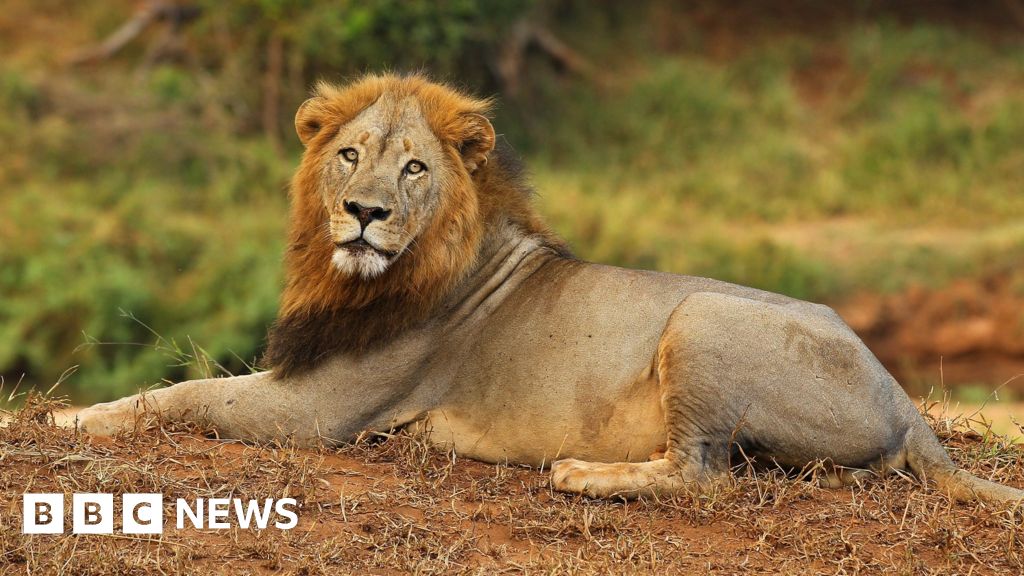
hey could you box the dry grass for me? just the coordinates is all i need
[2,394,1023,575]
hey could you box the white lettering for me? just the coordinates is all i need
[207,498,230,529]
[274,498,298,529]
[176,498,204,529]
[234,499,274,529]
[23,494,298,533]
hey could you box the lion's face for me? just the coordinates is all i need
[293,78,496,282]
[312,97,448,279]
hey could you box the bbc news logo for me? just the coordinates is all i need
[23,494,299,534]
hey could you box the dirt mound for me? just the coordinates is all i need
[2,396,1023,574]
[838,274,1024,395]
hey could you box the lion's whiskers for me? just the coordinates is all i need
[319,221,333,243]
[397,231,420,258]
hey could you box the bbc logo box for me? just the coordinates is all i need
[22,493,298,534]
[23,493,163,535]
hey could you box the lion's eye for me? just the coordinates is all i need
[340,148,358,163]
[405,160,426,175]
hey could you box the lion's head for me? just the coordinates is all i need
[294,75,495,281]
[263,73,565,377]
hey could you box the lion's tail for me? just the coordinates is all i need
[904,420,1024,504]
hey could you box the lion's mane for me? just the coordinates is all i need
[263,74,567,377]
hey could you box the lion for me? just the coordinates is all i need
[77,73,1022,503]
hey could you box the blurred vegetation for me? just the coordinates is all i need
[1,1,1023,401]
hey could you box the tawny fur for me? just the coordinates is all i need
[77,74,1024,506]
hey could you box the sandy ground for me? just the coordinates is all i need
[2,397,1024,574]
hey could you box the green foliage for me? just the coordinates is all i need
[519,31,1024,223]
[0,169,286,403]
[0,68,38,111]
[0,63,294,401]
[184,0,530,134]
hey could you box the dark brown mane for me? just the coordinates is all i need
[262,74,566,378]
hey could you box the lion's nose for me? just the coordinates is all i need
[343,200,391,229]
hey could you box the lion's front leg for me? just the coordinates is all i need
[76,371,348,446]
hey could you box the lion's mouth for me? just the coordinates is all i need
[337,238,397,259]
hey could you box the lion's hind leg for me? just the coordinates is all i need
[552,294,744,499]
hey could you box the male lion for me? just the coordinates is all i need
[78,74,1022,503]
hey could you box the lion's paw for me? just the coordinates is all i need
[75,395,149,436]
[551,458,607,498]
[552,458,679,499]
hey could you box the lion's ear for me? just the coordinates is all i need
[456,113,496,174]
[295,97,327,147]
